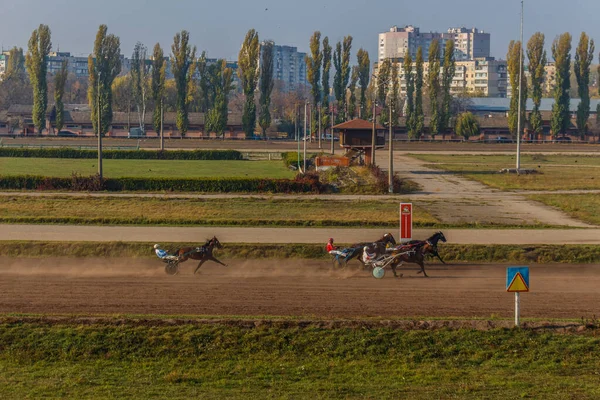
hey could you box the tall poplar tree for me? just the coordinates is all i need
[440,40,455,136]
[305,31,322,135]
[131,42,149,133]
[377,59,391,126]
[403,54,415,138]
[171,30,196,136]
[25,24,52,134]
[53,60,68,133]
[238,29,260,138]
[259,41,275,137]
[333,36,352,121]
[356,48,370,118]
[88,25,121,137]
[414,47,425,138]
[551,33,572,137]
[347,66,358,119]
[527,33,547,137]
[321,37,332,133]
[507,40,527,138]
[427,39,441,137]
[390,61,400,128]
[151,43,166,134]
[205,60,233,136]
[574,32,595,138]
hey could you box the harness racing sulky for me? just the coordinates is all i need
[155,236,227,275]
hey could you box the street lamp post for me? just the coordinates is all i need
[97,70,102,179]
[516,0,524,171]
[371,100,377,166]
[388,104,394,193]
[330,105,334,155]
[318,102,322,149]
[304,101,308,173]
[160,97,164,151]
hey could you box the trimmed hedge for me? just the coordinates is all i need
[0,174,323,193]
[0,147,243,160]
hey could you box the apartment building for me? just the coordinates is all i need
[378,25,491,63]
[267,43,308,91]
[0,54,6,78]
[507,62,556,98]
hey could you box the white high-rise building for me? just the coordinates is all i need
[268,43,308,92]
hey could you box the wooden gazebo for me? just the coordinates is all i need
[333,119,385,165]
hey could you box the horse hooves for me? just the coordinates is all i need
[395,274,403,279]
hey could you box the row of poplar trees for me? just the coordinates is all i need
[507,32,598,139]
[19,24,271,138]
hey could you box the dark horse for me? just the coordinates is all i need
[346,233,397,267]
[175,236,227,274]
[389,231,447,278]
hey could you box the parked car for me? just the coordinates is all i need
[320,133,339,141]
[128,128,145,138]
[553,136,572,143]
[57,130,78,137]
[495,136,513,143]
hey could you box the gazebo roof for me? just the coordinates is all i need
[333,118,385,131]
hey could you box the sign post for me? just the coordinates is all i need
[506,266,530,327]
[399,203,413,243]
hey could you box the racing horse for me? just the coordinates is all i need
[175,236,227,274]
[346,233,397,268]
[389,231,447,278]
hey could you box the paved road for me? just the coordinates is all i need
[2,224,599,244]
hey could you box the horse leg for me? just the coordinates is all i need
[194,259,207,274]
[419,260,429,278]
[391,262,403,278]
[209,256,228,267]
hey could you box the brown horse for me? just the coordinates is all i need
[389,232,447,278]
[175,236,227,274]
[348,233,397,268]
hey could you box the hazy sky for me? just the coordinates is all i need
[1,0,599,62]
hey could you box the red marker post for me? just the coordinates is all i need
[400,203,413,243]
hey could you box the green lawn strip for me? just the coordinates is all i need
[0,157,295,179]
[1,321,600,399]
[0,196,438,227]
[409,154,600,191]
[527,194,600,226]
[1,241,599,263]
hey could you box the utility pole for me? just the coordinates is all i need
[296,104,300,171]
[160,97,164,151]
[516,0,524,171]
[331,105,334,155]
[97,70,103,179]
[371,100,377,165]
[388,103,394,193]
[318,102,322,149]
[304,102,308,173]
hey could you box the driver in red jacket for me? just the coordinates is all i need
[326,238,337,253]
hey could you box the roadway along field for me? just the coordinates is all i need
[0,257,598,319]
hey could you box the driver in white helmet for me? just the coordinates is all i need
[154,244,169,259]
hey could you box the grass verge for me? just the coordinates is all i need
[528,193,600,226]
[410,154,600,191]
[1,318,600,399]
[0,196,439,228]
[1,241,600,263]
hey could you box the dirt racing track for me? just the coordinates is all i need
[1,257,599,319]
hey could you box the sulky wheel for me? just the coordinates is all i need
[372,267,386,279]
[165,261,179,276]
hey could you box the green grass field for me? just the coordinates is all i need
[528,194,600,225]
[1,318,600,399]
[0,157,295,179]
[411,154,600,190]
[0,196,438,227]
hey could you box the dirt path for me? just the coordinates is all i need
[0,257,598,319]
[377,153,595,227]
[2,223,600,244]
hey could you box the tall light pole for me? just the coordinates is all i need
[97,70,103,179]
[388,103,394,193]
[330,105,335,155]
[296,103,300,171]
[371,100,377,166]
[160,97,164,151]
[516,0,524,171]
[304,101,308,173]
[318,102,322,149]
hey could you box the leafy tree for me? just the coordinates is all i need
[305,31,322,134]
[321,37,332,133]
[131,42,149,133]
[53,60,68,133]
[403,54,415,138]
[5,47,26,81]
[259,41,275,137]
[347,66,358,119]
[88,25,121,137]
[390,61,400,128]
[455,112,480,138]
[377,59,391,126]
[414,47,425,138]
[507,40,527,138]
[238,29,260,138]
[574,32,595,138]
[111,75,132,112]
[440,40,455,136]
[427,39,441,137]
[151,43,166,134]
[333,36,352,121]
[526,33,547,137]
[196,52,209,112]
[25,24,52,134]
[356,48,370,118]
[551,33,572,137]
[205,60,234,136]
[171,30,196,136]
